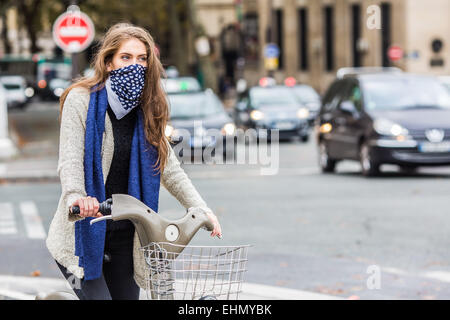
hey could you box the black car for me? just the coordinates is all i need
[164,79,237,162]
[316,71,450,176]
[234,82,310,142]
[289,84,321,126]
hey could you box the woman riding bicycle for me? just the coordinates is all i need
[46,22,222,300]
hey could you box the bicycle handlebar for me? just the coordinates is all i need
[70,194,218,249]
[70,198,112,216]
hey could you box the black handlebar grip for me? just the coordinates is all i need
[70,198,112,216]
[71,205,80,215]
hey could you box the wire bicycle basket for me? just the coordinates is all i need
[141,242,250,300]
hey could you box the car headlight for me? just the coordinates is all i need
[25,87,34,98]
[165,124,174,137]
[373,119,409,136]
[221,122,236,136]
[297,108,310,119]
[53,87,64,97]
[250,110,264,121]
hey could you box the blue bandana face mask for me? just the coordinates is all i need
[105,63,147,120]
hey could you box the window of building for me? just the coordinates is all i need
[242,13,259,64]
[381,2,392,67]
[351,4,362,67]
[298,8,309,71]
[323,6,335,72]
[274,8,284,69]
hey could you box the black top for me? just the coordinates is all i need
[105,105,138,231]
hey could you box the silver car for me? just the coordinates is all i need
[0,75,28,109]
[439,76,450,93]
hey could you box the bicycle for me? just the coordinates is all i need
[36,194,250,300]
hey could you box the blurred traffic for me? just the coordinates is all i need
[163,74,237,161]
[316,68,450,176]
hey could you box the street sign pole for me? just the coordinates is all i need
[70,1,79,79]
[264,43,280,76]
[72,52,79,79]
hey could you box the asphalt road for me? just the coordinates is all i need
[1,101,450,299]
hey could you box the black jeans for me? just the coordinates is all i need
[56,227,140,300]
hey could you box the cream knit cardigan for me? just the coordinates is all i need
[46,87,213,288]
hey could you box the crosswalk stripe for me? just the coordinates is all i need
[19,201,46,239]
[0,203,17,235]
[0,203,16,234]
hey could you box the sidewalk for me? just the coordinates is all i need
[0,157,59,182]
[0,128,59,181]
[0,274,342,300]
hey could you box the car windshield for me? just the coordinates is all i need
[362,77,450,111]
[291,86,320,104]
[2,84,21,90]
[168,92,224,119]
[162,78,202,94]
[250,87,298,108]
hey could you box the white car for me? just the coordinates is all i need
[439,76,450,92]
[0,75,28,109]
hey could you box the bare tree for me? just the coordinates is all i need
[0,0,13,54]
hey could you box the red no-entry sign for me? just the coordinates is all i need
[388,45,404,62]
[52,6,95,53]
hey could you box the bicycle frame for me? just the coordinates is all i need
[89,194,216,251]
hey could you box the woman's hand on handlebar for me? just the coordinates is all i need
[206,212,222,238]
[71,196,102,218]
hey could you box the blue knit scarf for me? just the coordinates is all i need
[75,85,161,280]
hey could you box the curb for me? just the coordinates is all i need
[0,275,341,300]
[0,171,59,182]
[0,159,59,183]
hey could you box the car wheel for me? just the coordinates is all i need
[360,142,380,177]
[318,141,336,173]
[300,134,309,143]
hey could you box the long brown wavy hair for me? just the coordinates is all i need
[60,22,170,174]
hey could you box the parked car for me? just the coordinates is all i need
[164,79,236,161]
[234,79,310,142]
[316,69,450,176]
[0,75,29,109]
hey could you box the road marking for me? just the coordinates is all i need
[19,201,46,239]
[383,267,450,284]
[0,203,17,235]
[422,271,450,283]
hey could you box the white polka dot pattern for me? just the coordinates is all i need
[109,64,147,110]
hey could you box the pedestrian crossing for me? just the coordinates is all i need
[0,201,47,239]
[0,203,17,235]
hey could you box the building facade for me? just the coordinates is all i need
[196,0,450,93]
